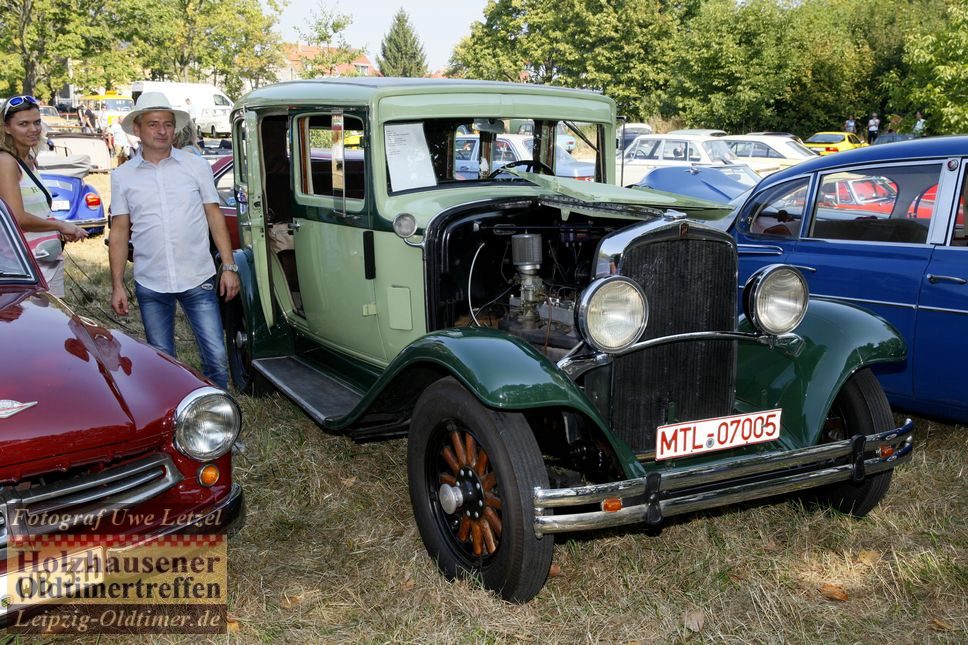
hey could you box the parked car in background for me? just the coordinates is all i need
[211,155,240,249]
[0,198,244,626]
[873,133,917,145]
[132,80,234,137]
[223,77,913,603]
[667,128,727,137]
[722,134,817,176]
[617,133,745,185]
[454,133,595,180]
[616,122,653,152]
[42,172,106,234]
[748,131,805,144]
[633,165,756,202]
[804,131,867,155]
[508,119,579,151]
[79,91,134,130]
[730,136,968,423]
[38,105,72,130]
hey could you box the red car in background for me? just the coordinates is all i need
[0,198,244,624]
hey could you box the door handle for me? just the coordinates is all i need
[927,274,967,285]
[287,221,301,232]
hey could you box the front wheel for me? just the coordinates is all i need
[408,377,553,603]
[816,368,894,516]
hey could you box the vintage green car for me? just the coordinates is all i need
[224,79,913,602]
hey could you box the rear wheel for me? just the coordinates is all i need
[224,301,264,396]
[816,368,893,516]
[408,377,553,603]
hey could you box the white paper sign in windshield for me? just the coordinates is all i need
[385,123,437,192]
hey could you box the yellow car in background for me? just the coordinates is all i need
[804,131,868,155]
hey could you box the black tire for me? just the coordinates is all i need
[408,377,553,603]
[816,368,894,516]
[224,301,264,396]
[210,126,217,138]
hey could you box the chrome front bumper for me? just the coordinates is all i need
[533,420,913,535]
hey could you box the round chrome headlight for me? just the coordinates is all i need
[577,276,649,353]
[173,387,241,461]
[743,265,808,335]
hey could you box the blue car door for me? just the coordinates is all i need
[734,176,811,285]
[913,163,968,417]
[787,161,945,401]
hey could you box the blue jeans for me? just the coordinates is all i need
[135,277,228,389]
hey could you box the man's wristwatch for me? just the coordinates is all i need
[222,263,239,273]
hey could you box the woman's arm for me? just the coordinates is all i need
[0,153,87,240]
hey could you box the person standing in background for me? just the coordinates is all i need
[844,115,857,134]
[866,112,880,144]
[913,111,926,137]
[0,96,88,296]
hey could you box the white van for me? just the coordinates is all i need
[130,81,234,137]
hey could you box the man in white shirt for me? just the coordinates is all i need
[108,92,239,389]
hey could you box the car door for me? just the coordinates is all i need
[913,159,968,414]
[734,176,812,285]
[290,109,387,364]
[787,161,945,400]
[619,137,661,185]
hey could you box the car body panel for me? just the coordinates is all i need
[732,135,968,422]
[617,133,746,186]
[41,172,106,233]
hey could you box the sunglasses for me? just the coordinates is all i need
[3,95,39,119]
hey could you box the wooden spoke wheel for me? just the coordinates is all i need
[408,377,553,603]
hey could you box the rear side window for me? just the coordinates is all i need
[295,112,366,205]
[746,178,809,238]
[809,164,943,244]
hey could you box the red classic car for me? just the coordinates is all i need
[0,199,244,624]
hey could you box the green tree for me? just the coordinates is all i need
[298,4,362,78]
[377,9,428,77]
[449,0,674,120]
[902,1,968,133]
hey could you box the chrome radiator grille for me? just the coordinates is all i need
[0,453,182,549]
[611,233,738,452]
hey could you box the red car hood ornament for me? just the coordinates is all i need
[0,399,38,418]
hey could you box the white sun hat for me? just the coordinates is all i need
[121,91,190,135]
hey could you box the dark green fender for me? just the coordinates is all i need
[734,298,906,450]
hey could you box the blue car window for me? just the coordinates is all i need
[810,165,942,244]
[746,178,808,238]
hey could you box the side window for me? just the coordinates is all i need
[494,140,516,163]
[455,139,475,161]
[686,143,701,162]
[746,178,809,238]
[213,94,232,107]
[627,139,659,160]
[730,141,751,157]
[662,140,687,160]
[216,167,235,206]
[953,175,966,246]
[810,164,942,244]
[295,112,366,206]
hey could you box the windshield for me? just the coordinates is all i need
[0,213,35,281]
[105,98,133,111]
[807,133,844,144]
[785,140,817,157]
[384,117,602,193]
[702,140,737,162]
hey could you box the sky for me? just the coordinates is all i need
[276,1,490,73]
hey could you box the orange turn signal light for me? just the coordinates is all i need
[198,464,220,487]
[878,446,895,458]
[601,498,623,513]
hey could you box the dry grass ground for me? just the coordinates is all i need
[45,180,968,643]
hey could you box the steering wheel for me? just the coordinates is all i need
[487,159,553,179]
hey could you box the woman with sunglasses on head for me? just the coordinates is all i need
[0,95,88,296]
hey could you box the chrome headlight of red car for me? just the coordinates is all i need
[174,387,241,460]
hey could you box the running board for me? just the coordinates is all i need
[253,356,362,425]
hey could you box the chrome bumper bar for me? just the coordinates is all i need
[533,419,913,535]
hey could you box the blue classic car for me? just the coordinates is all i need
[42,172,106,234]
[730,136,968,423]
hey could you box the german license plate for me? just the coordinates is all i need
[51,199,70,211]
[656,409,781,461]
